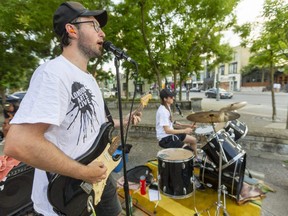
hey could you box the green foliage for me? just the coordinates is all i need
[241,0,288,69]
[0,0,240,101]
[110,0,239,99]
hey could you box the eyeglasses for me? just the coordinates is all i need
[70,20,101,33]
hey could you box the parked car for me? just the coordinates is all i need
[100,88,116,98]
[190,87,201,92]
[6,91,27,103]
[176,86,187,92]
[205,88,233,99]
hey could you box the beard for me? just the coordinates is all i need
[77,31,102,59]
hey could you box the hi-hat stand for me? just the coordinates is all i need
[211,122,230,216]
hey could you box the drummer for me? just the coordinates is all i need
[156,88,200,161]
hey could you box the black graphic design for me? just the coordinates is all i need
[67,82,98,145]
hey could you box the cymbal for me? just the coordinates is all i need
[219,101,247,112]
[186,111,240,123]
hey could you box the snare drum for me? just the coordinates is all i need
[224,119,248,141]
[200,155,246,201]
[194,125,214,144]
[202,129,245,173]
[157,148,194,199]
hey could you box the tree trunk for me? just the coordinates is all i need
[270,57,276,121]
[286,103,288,129]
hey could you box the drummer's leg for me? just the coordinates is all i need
[183,134,198,157]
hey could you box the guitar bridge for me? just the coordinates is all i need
[80,182,93,194]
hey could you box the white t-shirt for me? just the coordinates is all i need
[11,55,106,215]
[155,105,173,140]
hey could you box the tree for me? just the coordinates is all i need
[0,0,116,104]
[239,0,288,122]
[110,0,239,100]
[0,0,243,103]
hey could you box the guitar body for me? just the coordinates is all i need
[47,122,121,216]
[47,93,152,216]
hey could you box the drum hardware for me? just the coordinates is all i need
[191,175,200,216]
[224,119,248,141]
[219,101,247,112]
[189,111,233,215]
[211,124,230,216]
[227,128,235,140]
[191,174,215,216]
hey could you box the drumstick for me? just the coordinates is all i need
[192,122,197,129]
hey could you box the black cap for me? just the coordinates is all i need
[160,89,176,99]
[53,1,108,36]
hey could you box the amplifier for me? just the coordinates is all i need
[0,163,35,216]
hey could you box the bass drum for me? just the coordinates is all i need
[157,148,194,199]
[202,129,245,173]
[199,155,246,201]
[224,119,248,141]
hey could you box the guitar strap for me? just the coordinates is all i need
[46,102,114,183]
[104,101,114,126]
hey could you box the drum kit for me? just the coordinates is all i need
[157,102,248,216]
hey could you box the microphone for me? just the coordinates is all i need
[103,41,137,64]
[175,103,183,117]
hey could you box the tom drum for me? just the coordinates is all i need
[224,119,248,141]
[202,129,246,174]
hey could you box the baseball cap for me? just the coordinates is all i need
[53,1,108,36]
[160,88,176,99]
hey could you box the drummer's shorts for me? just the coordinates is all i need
[159,134,186,148]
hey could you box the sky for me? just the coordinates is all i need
[224,0,265,46]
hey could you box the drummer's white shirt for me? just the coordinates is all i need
[10,55,106,215]
[156,105,173,140]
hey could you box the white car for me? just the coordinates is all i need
[100,88,116,98]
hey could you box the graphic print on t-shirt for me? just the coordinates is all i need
[67,82,99,145]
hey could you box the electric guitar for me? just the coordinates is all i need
[47,94,152,216]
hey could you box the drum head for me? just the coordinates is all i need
[157,148,193,162]
[195,125,214,135]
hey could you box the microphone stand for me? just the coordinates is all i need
[114,57,130,216]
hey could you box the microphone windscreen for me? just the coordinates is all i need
[103,41,112,51]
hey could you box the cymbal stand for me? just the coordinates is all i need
[211,122,229,216]
[191,175,200,215]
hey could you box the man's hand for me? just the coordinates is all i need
[125,111,142,125]
[85,160,108,183]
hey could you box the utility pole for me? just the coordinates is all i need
[216,73,220,101]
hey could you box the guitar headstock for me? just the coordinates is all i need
[140,93,152,108]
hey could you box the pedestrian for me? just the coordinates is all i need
[1,102,18,139]
[155,88,200,160]
[4,2,141,216]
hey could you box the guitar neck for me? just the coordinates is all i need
[107,103,144,156]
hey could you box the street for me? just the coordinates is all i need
[183,91,287,121]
